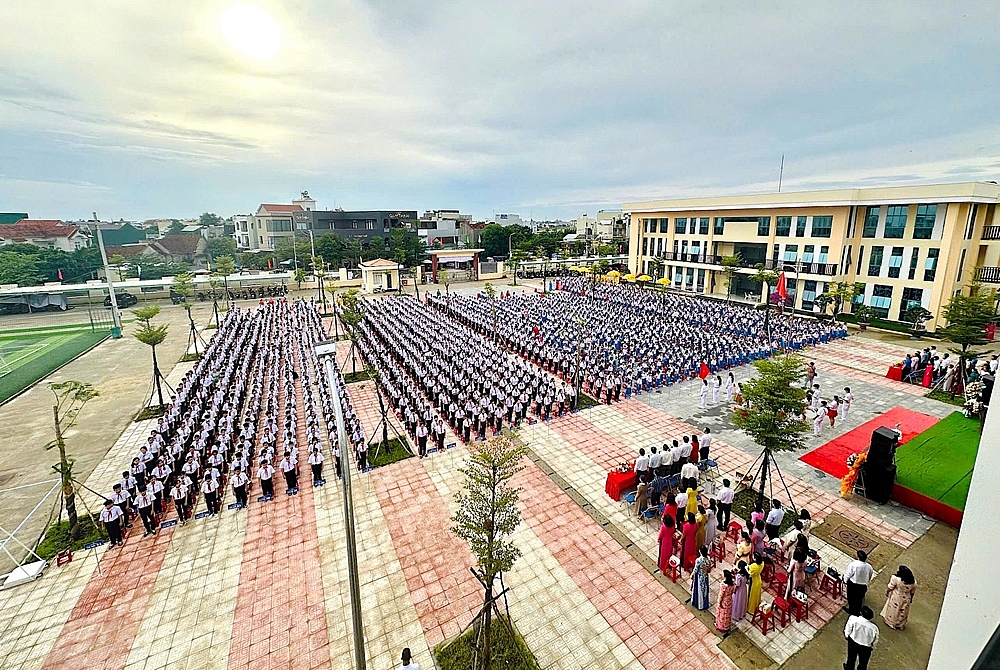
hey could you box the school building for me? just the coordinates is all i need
[625,181,1000,331]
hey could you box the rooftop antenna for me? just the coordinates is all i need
[778,154,785,193]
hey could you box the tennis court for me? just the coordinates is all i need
[0,329,110,404]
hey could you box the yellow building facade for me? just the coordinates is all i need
[625,182,1000,331]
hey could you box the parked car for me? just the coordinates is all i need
[104,292,138,308]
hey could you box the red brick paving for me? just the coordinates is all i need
[41,525,176,670]
[227,354,331,670]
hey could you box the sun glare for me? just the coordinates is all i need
[220,4,281,61]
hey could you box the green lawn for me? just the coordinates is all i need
[0,330,109,404]
[895,411,981,511]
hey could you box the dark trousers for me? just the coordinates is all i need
[235,485,248,507]
[765,523,780,540]
[205,491,218,514]
[845,638,873,670]
[311,463,323,483]
[418,436,427,457]
[358,450,367,469]
[718,502,732,528]
[284,469,297,491]
[846,581,868,616]
[436,433,445,450]
[105,518,123,546]
[174,499,188,521]
[138,506,156,533]
[261,478,274,497]
[335,456,342,479]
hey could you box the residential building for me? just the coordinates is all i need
[290,209,418,251]
[625,181,1000,331]
[252,203,304,250]
[0,213,28,224]
[574,209,627,241]
[0,219,89,252]
[493,213,523,226]
[80,222,147,246]
[106,235,208,268]
[459,220,486,248]
[416,210,471,247]
[233,214,252,250]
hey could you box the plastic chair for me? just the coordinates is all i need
[805,560,821,591]
[725,522,742,543]
[620,491,636,511]
[703,459,720,484]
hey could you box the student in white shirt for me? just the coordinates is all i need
[648,446,662,475]
[399,647,419,670]
[844,606,879,670]
[279,452,298,494]
[201,473,220,516]
[634,448,650,483]
[699,428,713,461]
[842,387,854,419]
[100,499,125,547]
[258,460,276,500]
[844,551,875,616]
[134,486,157,536]
[716,479,735,528]
[231,466,250,508]
[308,447,325,485]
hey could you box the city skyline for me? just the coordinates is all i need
[2,2,999,222]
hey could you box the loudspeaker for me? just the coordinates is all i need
[867,427,898,469]
[982,374,994,407]
[859,463,896,504]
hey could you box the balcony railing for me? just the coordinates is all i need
[982,226,1000,241]
[975,266,1000,284]
[654,252,838,276]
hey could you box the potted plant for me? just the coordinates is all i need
[903,305,933,339]
[853,305,876,332]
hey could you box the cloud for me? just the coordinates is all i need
[1,1,999,220]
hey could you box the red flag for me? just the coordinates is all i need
[699,362,711,379]
[267,258,273,269]
[776,272,787,300]
[57,268,63,281]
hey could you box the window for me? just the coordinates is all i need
[899,287,923,320]
[863,206,879,238]
[673,239,678,255]
[802,245,815,263]
[811,215,833,238]
[642,238,648,255]
[644,219,652,233]
[691,241,701,258]
[819,245,829,264]
[776,216,792,236]
[773,244,780,261]
[758,217,771,236]
[697,268,706,292]
[870,284,893,318]
[868,246,884,277]
[656,238,663,256]
[783,245,798,262]
[796,216,807,237]
[714,218,725,235]
[924,248,939,281]
[965,204,979,240]
[887,247,904,278]
[908,248,920,280]
[913,204,936,240]
[688,218,697,234]
[802,280,818,309]
[681,240,688,256]
[660,218,670,234]
[842,246,852,274]
[884,205,907,238]
[699,218,709,235]
[852,283,866,305]
[856,246,865,274]
[675,218,687,234]
[956,248,967,282]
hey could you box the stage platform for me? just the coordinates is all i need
[798,407,940,479]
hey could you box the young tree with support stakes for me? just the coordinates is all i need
[506,250,527,286]
[649,256,665,281]
[132,305,170,409]
[451,433,528,670]
[338,288,364,376]
[939,277,995,391]
[721,254,741,303]
[820,281,860,321]
[750,264,780,342]
[213,255,236,309]
[294,268,306,290]
[731,356,808,511]
[45,381,100,540]
[172,272,202,358]
[439,269,453,305]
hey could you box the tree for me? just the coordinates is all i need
[649,256,665,281]
[132,305,170,408]
[731,356,808,509]
[199,212,223,227]
[0,251,43,286]
[108,253,127,282]
[389,227,426,268]
[439,269,453,305]
[294,268,307,290]
[750,264,780,342]
[172,272,201,357]
[168,219,185,235]
[451,433,527,670]
[506,249,527,286]
[939,278,995,374]
[596,243,615,257]
[721,254,741,303]
[45,381,100,540]
[821,281,860,320]
[338,289,364,376]
[481,223,532,259]
[205,236,237,260]
[213,255,236,305]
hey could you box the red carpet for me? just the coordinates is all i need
[798,407,941,479]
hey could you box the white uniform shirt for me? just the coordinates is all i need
[844,559,874,586]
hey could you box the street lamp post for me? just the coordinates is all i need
[508,232,517,286]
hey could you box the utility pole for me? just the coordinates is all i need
[778,154,785,193]
[94,212,123,338]
[315,342,366,670]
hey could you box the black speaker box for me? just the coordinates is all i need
[859,463,896,503]
[867,427,898,469]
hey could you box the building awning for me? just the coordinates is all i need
[439,255,474,263]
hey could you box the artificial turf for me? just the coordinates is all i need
[894,411,981,511]
[0,330,109,404]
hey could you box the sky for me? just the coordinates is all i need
[2,1,999,222]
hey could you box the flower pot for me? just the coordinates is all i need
[858,322,869,332]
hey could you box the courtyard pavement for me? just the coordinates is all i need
[0,311,961,670]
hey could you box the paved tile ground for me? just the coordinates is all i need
[0,326,960,670]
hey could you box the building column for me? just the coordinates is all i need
[473,253,479,280]
[432,254,439,282]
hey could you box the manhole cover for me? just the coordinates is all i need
[829,524,879,554]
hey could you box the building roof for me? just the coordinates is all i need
[106,243,154,259]
[360,258,402,268]
[152,235,204,255]
[0,220,85,240]
[0,213,28,224]
[258,204,304,214]
[624,181,1000,213]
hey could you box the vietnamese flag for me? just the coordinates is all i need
[57,268,63,281]
[776,272,787,301]
[699,362,711,379]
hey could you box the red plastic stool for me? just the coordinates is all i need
[761,562,775,584]
[726,522,742,543]
[789,593,810,622]
[820,573,843,599]
[770,572,789,597]
[771,597,792,628]
[751,604,776,635]
[56,551,73,567]
[667,555,681,583]
[710,539,727,563]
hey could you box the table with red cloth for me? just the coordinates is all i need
[605,463,637,501]
[886,364,903,381]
